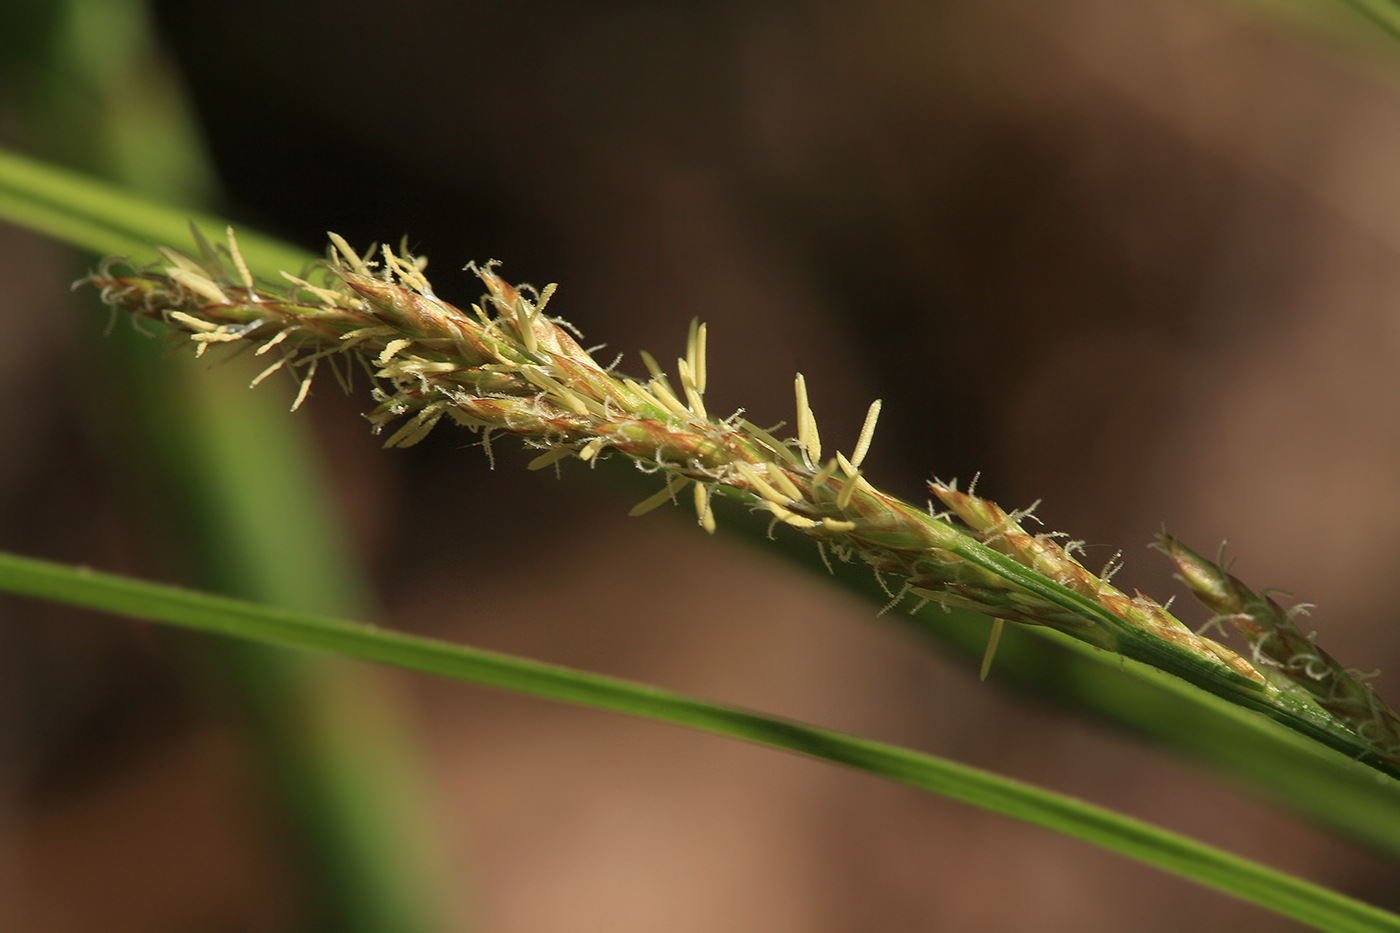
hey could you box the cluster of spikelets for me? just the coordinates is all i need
[87,228,1400,770]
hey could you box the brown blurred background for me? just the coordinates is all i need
[3,0,1400,929]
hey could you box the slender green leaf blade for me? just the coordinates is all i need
[0,145,309,271]
[0,550,1395,932]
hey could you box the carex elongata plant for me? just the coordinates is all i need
[87,226,1400,778]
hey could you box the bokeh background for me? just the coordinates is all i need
[4,0,1400,929]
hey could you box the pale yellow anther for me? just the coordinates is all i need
[250,355,289,387]
[226,226,256,292]
[794,374,821,463]
[169,311,220,333]
[189,328,246,358]
[850,399,882,469]
[622,378,668,415]
[629,474,692,517]
[383,402,449,448]
[735,462,787,506]
[381,245,432,294]
[339,325,398,348]
[554,388,589,417]
[640,349,664,380]
[527,447,573,471]
[823,518,857,532]
[328,232,371,275]
[764,501,812,526]
[646,376,690,418]
[685,319,709,394]
[740,419,802,467]
[280,271,347,306]
[166,268,229,306]
[256,329,293,356]
[834,453,877,498]
[515,298,539,355]
[676,358,707,419]
[811,458,839,490]
[764,463,803,501]
[837,469,863,510]
[377,339,413,365]
[521,366,592,416]
[693,482,716,534]
[537,282,558,313]
[291,358,318,411]
[579,438,607,461]
[694,322,708,393]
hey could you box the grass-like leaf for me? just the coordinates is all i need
[0,145,308,271]
[0,549,1396,931]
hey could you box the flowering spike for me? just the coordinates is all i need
[82,229,1400,773]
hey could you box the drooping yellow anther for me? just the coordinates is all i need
[579,437,607,461]
[255,329,293,356]
[693,482,716,533]
[291,358,318,411]
[629,474,692,516]
[250,355,289,388]
[527,447,574,471]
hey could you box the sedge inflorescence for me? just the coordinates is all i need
[87,228,1400,770]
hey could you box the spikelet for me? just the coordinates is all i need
[1159,535,1400,766]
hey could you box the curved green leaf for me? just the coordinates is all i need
[0,145,308,271]
[0,549,1396,932]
